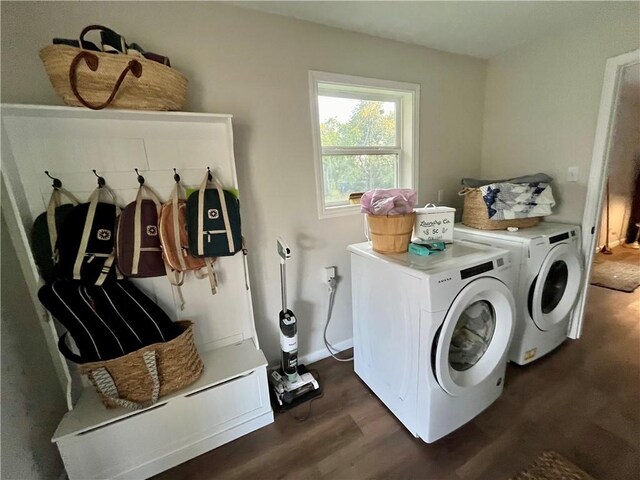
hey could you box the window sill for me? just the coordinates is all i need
[319,203,362,220]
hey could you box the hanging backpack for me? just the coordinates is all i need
[187,169,242,258]
[38,279,181,363]
[57,183,120,286]
[160,180,205,276]
[159,179,218,294]
[116,181,167,278]
[31,185,80,284]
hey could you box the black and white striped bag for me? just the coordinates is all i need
[38,279,181,364]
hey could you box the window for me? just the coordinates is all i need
[309,71,419,218]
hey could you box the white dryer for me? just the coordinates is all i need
[454,222,582,365]
[348,241,516,443]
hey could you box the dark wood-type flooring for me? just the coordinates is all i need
[157,250,640,480]
[594,244,640,266]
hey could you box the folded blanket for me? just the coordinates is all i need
[462,173,553,189]
[479,182,555,220]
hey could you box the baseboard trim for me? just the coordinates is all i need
[597,239,622,251]
[269,337,354,369]
[299,338,354,366]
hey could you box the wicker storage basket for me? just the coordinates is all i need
[367,213,416,253]
[39,27,187,111]
[460,188,540,230]
[78,320,203,409]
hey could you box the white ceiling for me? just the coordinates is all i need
[234,1,635,59]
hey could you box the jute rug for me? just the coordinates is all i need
[590,260,640,293]
[511,451,595,480]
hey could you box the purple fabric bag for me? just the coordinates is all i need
[360,188,417,215]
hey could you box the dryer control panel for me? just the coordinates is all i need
[460,261,493,279]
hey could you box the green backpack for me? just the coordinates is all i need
[187,169,242,258]
[31,187,80,284]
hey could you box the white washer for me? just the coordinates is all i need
[348,240,516,443]
[454,222,582,365]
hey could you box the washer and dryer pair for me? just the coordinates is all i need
[348,222,582,443]
[454,222,583,365]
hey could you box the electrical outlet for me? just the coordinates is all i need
[567,166,579,183]
[438,189,444,204]
[324,266,336,282]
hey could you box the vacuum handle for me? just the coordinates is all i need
[280,262,287,312]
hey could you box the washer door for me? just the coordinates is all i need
[528,243,582,331]
[434,277,515,397]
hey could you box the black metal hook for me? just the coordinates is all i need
[44,171,62,189]
[173,168,181,183]
[135,168,145,186]
[207,166,212,182]
[92,169,106,188]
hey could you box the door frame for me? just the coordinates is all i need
[569,49,640,338]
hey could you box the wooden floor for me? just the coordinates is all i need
[156,259,640,480]
[594,244,640,266]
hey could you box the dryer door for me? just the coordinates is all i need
[434,277,515,397]
[528,243,582,331]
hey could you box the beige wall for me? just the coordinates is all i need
[480,4,640,224]
[0,2,486,366]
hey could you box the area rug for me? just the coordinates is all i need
[589,260,640,292]
[511,451,595,480]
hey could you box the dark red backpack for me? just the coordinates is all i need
[116,184,167,278]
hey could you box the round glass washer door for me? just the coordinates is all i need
[448,300,496,372]
[434,277,515,397]
[528,243,582,331]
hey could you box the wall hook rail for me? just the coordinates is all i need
[92,169,106,187]
[44,170,62,189]
[135,168,145,185]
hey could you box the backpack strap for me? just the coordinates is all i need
[164,262,186,310]
[57,332,86,364]
[242,236,249,291]
[46,187,80,258]
[196,170,235,256]
[169,183,188,272]
[95,252,116,287]
[205,257,218,295]
[131,184,163,276]
[73,186,119,282]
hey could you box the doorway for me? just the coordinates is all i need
[570,49,640,338]
[591,63,640,291]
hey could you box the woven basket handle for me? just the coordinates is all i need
[69,51,142,110]
[458,187,477,196]
[78,24,121,48]
[90,350,160,410]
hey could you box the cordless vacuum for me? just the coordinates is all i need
[269,238,321,411]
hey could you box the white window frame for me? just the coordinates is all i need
[309,71,420,219]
